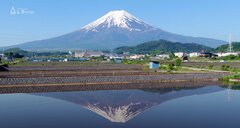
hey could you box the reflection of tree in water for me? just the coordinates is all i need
[141,87,201,94]
[231,85,240,90]
[0,66,8,71]
[221,84,240,90]
[34,86,224,123]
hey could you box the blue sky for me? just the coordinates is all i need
[0,0,240,47]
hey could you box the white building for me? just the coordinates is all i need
[129,54,144,60]
[0,54,4,58]
[104,53,124,59]
[189,52,200,57]
[63,58,68,62]
[74,51,85,57]
[75,51,103,58]
[156,54,170,59]
[217,52,239,57]
[174,52,185,58]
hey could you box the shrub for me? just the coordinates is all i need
[176,58,182,67]
[168,63,175,71]
[160,65,168,70]
[2,62,9,67]
[208,64,213,69]
[221,65,230,71]
[222,73,240,81]
[221,65,226,70]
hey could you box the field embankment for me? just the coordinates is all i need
[0,62,229,90]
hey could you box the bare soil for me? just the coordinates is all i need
[0,63,230,94]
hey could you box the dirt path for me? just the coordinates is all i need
[182,67,230,73]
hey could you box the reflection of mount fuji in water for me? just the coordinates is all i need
[34,86,224,123]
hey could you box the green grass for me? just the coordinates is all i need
[11,60,114,67]
[222,73,240,81]
[122,59,148,65]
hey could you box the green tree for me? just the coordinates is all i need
[151,50,160,57]
[169,53,177,59]
[4,52,13,57]
[168,63,175,71]
[176,58,182,67]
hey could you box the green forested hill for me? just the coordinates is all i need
[114,40,213,54]
[215,42,240,52]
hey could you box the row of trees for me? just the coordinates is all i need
[3,48,26,59]
[1,48,72,59]
[4,52,24,58]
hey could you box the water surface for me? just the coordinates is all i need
[0,85,239,128]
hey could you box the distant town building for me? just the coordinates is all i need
[149,61,160,69]
[31,58,72,62]
[216,52,239,57]
[0,54,4,58]
[68,51,73,55]
[174,52,185,58]
[74,51,85,57]
[63,58,68,62]
[104,53,124,59]
[189,52,200,57]
[104,53,115,59]
[0,54,4,62]
[182,56,189,62]
[123,52,130,55]
[75,51,103,58]
[156,54,170,59]
[129,54,144,60]
[199,52,218,58]
[6,57,13,62]
[114,58,123,63]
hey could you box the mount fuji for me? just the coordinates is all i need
[3,10,226,50]
[34,86,224,123]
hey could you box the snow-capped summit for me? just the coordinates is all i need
[83,102,145,123]
[82,10,153,32]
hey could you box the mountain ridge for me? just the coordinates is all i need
[1,10,226,51]
[114,39,213,54]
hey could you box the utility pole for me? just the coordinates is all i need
[228,33,233,53]
[227,84,232,102]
